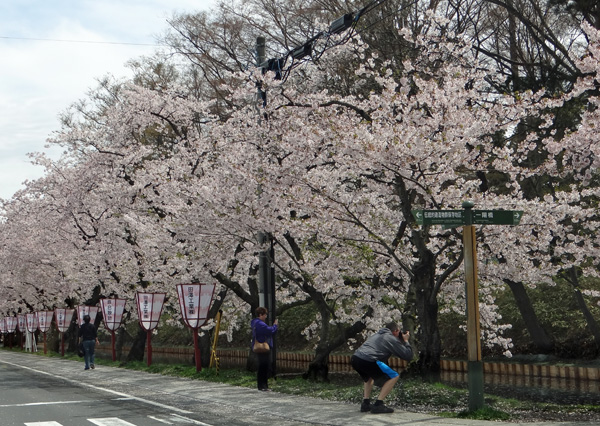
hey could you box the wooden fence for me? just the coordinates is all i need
[96,344,600,382]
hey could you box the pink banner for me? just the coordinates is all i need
[25,313,37,333]
[54,308,74,333]
[176,283,216,329]
[17,314,26,332]
[100,298,126,331]
[77,305,99,326]
[136,292,166,331]
[4,317,17,333]
[36,311,54,333]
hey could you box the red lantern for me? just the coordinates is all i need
[4,317,17,350]
[100,298,126,361]
[25,313,38,352]
[54,308,74,356]
[135,292,166,366]
[25,313,37,333]
[176,283,216,372]
[77,305,99,326]
[17,314,26,349]
[4,317,16,333]
[35,311,54,354]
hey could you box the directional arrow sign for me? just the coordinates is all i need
[472,210,523,225]
[412,209,465,226]
[412,209,523,226]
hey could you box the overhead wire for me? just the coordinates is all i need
[0,35,163,47]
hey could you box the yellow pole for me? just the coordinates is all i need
[209,310,222,369]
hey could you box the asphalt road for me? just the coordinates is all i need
[0,350,596,426]
[0,351,344,426]
[0,357,217,425]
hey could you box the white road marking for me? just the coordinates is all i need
[148,413,214,425]
[88,418,137,425]
[24,422,63,426]
[0,400,89,407]
[0,359,198,417]
[169,413,214,425]
[148,415,174,424]
[24,416,213,426]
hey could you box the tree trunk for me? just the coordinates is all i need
[199,332,212,368]
[572,288,600,352]
[115,326,126,362]
[126,324,147,362]
[505,279,554,353]
[303,307,372,382]
[569,267,600,353]
[412,251,442,381]
[304,346,330,382]
[303,299,333,382]
[66,317,79,353]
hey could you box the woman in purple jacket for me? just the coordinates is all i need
[251,307,278,391]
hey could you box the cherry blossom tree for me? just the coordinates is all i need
[2,11,600,379]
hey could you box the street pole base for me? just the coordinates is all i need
[468,360,484,411]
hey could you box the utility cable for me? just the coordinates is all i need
[0,35,162,47]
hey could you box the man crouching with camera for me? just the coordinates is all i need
[350,322,413,414]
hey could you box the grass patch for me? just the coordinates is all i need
[455,406,511,421]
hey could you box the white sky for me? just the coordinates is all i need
[0,0,215,200]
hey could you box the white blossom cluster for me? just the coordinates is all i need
[1,18,600,363]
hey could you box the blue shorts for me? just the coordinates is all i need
[351,355,399,383]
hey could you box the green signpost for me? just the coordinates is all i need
[412,208,523,226]
[472,210,523,225]
[412,203,523,411]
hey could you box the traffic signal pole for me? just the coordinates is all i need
[256,37,276,377]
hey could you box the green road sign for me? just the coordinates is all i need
[412,209,523,226]
[472,210,523,225]
[412,209,465,226]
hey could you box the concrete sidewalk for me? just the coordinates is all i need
[0,350,595,426]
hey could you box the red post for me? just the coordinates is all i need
[175,283,216,373]
[135,293,165,367]
[54,308,74,357]
[100,298,126,362]
[147,330,153,366]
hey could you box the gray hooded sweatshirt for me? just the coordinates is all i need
[354,327,413,363]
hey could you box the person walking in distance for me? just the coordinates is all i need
[251,307,278,391]
[351,322,413,414]
[79,314,99,370]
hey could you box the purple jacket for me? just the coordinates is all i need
[251,317,278,348]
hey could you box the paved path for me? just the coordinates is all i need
[0,351,596,426]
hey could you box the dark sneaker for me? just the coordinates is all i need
[360,401,372,412]
[91,364,95,369]
[371,404,394,414]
